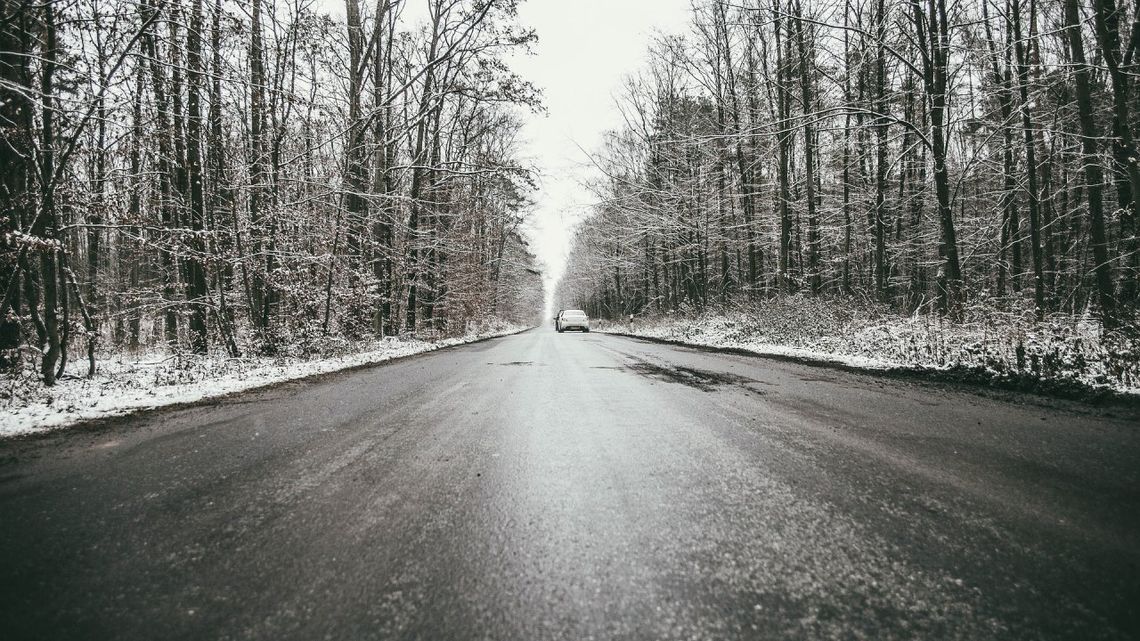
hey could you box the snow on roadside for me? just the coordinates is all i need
[599,317,901,370]
[0,324,527,438]
[596,298,1140,397]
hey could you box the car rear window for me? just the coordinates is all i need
[565,311,586,317]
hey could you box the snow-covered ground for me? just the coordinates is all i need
[0,324,528,438]
[597,296,1140,397]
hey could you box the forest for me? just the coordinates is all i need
[0,0,545,387]
[557,0,1140,343]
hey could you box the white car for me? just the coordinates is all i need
[556,309,590,333]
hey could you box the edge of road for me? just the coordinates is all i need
[600,330,1140,417]
[1,327,535,445]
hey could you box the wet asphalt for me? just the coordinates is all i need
[0,329,1138,640]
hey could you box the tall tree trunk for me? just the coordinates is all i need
[793,0,821,294]
[142,0,179,346]
[208,0,239,357]
[841,2,854,295]
[982,0,1022,294]
[87,20,108,359]
[1064,0,1115,325]
[340,0,369,334]
[371,0,395,336]
[185,0,209,353]
[874,0,890,301]
[774,3,794,293]
[126,61,144,350]
[0,1,33,368]
[913,0,964,316]
[1091,0,1140,308]
[37,0,61,384]
[1011,0,1047,318]
[249,0,270,334]
[406,5,444,333]
[716,2,758,292]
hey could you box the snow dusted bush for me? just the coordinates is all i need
[1,351,49,412]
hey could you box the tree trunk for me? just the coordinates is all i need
[774,4,794,293]
[0,1,33,368]
[37,0,61,384]
[249,0,270,334]
[1091,0,1140,308]
[1011,0,1047,318]
[142,0,180,346]
[873,0,889,301]
[1064,0,1115,325]
[185,0,209,353]
[913,0,963,316]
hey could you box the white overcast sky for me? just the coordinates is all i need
[318,0,693,298]
[507,0,691,297]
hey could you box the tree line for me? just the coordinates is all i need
[556,0,1139,331]
[1,0,544,386]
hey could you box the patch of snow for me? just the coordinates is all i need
[597,296,1139,396]
[0,324,527,439]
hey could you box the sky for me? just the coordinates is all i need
[505,0,692,306]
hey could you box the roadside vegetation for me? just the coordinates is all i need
[0,0,544,397]
[0,319,525,437]
[558,0,1140,394]
[597,296,1139,397]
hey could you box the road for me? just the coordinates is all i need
[1,329,1138,640]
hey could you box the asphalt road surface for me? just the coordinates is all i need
[1,329,1138,640]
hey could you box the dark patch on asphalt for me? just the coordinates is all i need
[497,361,541,366]
[797,374,839,383]
[0,472,27,484]
[628,361,757,392]
[608,331,1140,418]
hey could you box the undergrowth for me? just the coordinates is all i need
[616,295,1139,395]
